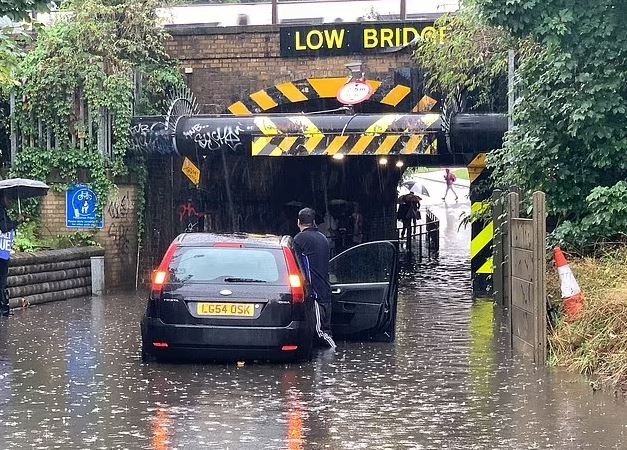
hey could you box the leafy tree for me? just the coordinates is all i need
[0,0,49,19]
[412,8,516,113]
[476,0,627,247]
[10,0,183,233]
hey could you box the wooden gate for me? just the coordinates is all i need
[493,190,547,364]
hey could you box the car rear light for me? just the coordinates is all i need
[281,345,298,351]
[214,242,244,248]
[151,243,178,297]
[283,248,305,303]
[153,342,169,348]
[152,270,168,286]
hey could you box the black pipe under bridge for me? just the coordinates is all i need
[131,112,507,163]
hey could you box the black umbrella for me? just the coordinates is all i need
[0,178,50,214]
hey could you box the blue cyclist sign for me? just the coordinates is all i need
[66,185,104,229]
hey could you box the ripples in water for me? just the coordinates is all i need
[0,202,625,449]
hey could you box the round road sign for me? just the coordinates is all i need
[336,80,373,105]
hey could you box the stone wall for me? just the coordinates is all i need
[165,25,414,113]
[39,185,139,290]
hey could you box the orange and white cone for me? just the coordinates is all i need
[554,247,584,321]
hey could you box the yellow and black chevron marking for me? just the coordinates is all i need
[412,95,438,113]
[252,133,438,156]
[468,152,487,183]
[471,201,494,275]
[227,77,413,116]
[251,113,440,156]
[469,153,494,293]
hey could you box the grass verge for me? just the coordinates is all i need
[452,168,470,181]
[548,246,627,390]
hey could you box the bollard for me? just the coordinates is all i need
[90,256,105,296]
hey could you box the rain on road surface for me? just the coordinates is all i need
[0,180,626,449]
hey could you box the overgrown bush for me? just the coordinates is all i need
[551,181,627,252]
[13,219,100,253]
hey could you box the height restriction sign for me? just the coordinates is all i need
[182,157,200,185]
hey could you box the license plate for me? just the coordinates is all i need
[196,302,255,317]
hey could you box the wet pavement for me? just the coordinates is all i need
[1,191,627,449]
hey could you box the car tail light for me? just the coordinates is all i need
[283,247,305,303]
[151,243,178,298]
[281,345,298,352]
[153,342,169,348]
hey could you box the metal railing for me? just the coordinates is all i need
[396,208,439,257]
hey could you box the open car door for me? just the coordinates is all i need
[329,241,399,342]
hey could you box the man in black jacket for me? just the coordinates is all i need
[293,208,336,349]
[0,193,20,316]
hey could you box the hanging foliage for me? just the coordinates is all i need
[10,0,183,228]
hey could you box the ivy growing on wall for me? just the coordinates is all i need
[10,0,183,240]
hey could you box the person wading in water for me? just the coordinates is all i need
[293,208,336,349]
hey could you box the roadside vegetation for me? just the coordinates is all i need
[548,248,627,391]
[12,219,99,252]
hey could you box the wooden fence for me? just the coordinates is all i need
[493,190,547,364]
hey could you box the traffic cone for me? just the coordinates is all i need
[554,247,584,321]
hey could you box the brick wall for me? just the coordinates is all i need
[39,185,139,290]
[166,25,414,113]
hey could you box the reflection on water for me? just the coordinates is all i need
[0,200,626,449]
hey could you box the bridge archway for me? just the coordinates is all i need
[136,76,503,294]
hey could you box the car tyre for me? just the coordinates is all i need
[141,341,155,363]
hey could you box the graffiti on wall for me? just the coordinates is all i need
[130,122,174,155]
[106,191,134,257]
[182,123,244,152]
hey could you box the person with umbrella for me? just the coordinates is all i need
[0,178,49,316]
[0,193,23,316]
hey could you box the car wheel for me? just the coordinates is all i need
[297,330,313,362]
[141,342,155,363]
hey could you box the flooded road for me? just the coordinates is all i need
[0,195,626,449]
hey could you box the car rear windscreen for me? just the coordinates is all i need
[168,247,286,284]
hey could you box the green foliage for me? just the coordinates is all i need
[412,8,516,111]
[472,0,627,250]
[0,0,49,20]
[10,0,182,242]
[10,147,116,217]
[13,218,40,252]
[551,182,627,251]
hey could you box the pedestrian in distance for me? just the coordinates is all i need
[294,208,336,349]
[398,194,420,239]
[350,204,364,246]
[442,168,458,201]
[0,193,22,317]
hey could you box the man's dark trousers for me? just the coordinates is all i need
[0,259,9,315]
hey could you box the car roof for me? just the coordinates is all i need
[173,232,292,249]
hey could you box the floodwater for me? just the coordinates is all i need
[0,192,626,449]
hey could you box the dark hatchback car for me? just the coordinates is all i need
[141,233,398,362]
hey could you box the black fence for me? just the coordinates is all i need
[396,208,439,258]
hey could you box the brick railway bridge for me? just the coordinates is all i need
[133,20,508,294]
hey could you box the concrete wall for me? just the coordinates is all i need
[39,185,139,290]
[165,25,414,112]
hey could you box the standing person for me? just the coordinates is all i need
[350,204,364,246]
[0,193,21,317]
[442,168,459,201]
[293,208,336,349]
[397,197,411,239]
